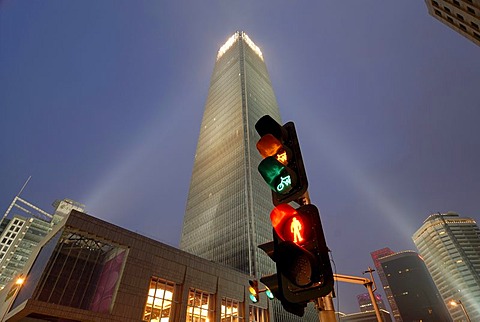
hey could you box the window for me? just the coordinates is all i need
[444,6,451,13]
[143,277,175,322]
[457,13,464,20]
[249,306,269,322]
[460,24,467,31]
[447,16,454,23]
[467,6,476,14]
[435,9,442,16]
[432,0,439,7]
[34,231,126,313]
[474,32,480,40]
[453,0,460,5]
[471,21,479,29]
[221,298,240,322]
[186,289,214,322]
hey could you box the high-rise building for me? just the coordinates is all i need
[357,293,386,312]
[413,212,480,321]
[0,197,84,289]
[180,31,317,321]
[424,0,480,46]
[371,248,401,321]
[378,250,451,322]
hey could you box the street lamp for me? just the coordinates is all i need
[449,299,471,322]
[1,275,25,321]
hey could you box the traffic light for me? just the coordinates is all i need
[255,115,308,205]
[270,203,333,297]
[255,114,334,315]
[248,280,259,303]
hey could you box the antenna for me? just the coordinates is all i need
[17,176,32,197]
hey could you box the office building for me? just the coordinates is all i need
[338,309,392,322]
[425,0,480,46]
[413,212,480,321]
[371,248,401,321]
[0,209,271,322]
[357,293,386,312]
[378,250,451,322]
[0,197,84,290]
[180,31,317,321]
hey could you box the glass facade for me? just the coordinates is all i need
[413,212,480,321]
[20,229,127,313]
[180,31,280,278]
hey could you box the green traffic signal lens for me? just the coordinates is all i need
[258,157,296,194]
[265,287,274,300]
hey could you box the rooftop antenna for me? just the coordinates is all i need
[17,176,32,197]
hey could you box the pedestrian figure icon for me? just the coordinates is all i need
[290,217,303,243]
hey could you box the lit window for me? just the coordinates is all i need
[186,288,214,322]
[249,306,269,322]
[143,277,175,322]
[221,298,240,322]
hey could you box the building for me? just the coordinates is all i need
[0,197,84,290]
[413,212,480,321]
[179,31,317,321]
[425,0,480,46]
[0,209,271,322]
[357,293,386,312]
[370,248,401,321]
[337,309,392,322]
[378,250,451,322]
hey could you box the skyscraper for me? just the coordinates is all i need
[371,248,401,321]
[413,212,480,321]
[424,0,480,46]
[378,251,451,322]
[180,31,317,321]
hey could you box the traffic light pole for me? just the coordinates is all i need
[333,274,383,322]
[314,293,337,322]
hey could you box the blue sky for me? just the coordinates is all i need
[1,1,479,314]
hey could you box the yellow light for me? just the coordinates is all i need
[450,300,458,306]
[15,277,24,285]
[248,286,257,296]
[276,151,288,164]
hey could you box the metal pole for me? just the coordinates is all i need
[458,300,472,322]
[365,281,383,322]
[315,293,337,322]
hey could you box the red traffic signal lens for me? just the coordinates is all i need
[270,204,311,246]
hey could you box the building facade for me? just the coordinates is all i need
[356,293,386,312]
[180,31,317,321]
[425,0,480,46]
[371,248,401,321]
[0,197,84,290]
[413,212,480,321]
[0,210,271,322]
[378,250,451,322]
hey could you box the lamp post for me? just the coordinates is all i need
[1,275,25,321]
[450,299,471,322]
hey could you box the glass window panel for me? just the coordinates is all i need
[143,277,175,322]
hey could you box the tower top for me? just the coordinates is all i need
[217,31,263,61]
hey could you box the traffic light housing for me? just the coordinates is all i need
[255,115,308,205]
[256,114,334,315]
[248,280,259,303]
[271,204,333,297]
